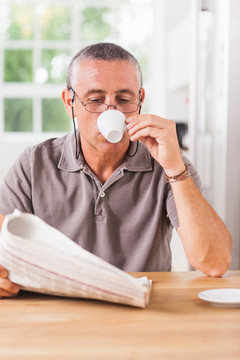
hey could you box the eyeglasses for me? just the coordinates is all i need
[70,88,142,114]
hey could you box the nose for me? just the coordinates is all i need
[107,104,117,110]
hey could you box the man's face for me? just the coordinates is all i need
[71,59,144,155]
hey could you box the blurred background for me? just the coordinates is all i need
[0,0,239,270]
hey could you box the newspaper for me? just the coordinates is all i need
[0,210,151,308]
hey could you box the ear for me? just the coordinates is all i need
[140,87,145,104]
[62,88,74,118]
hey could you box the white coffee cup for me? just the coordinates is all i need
[97,109,126,143]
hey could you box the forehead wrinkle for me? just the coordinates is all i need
[84,89,105,96]
[82,88,136,98]
[73,59,141,90]
[117,89,136,96]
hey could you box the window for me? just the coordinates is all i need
[0,0,153,137]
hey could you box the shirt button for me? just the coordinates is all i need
[100,192,105,198]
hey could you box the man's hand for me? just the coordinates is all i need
[127,113,232,277]
[0,265,20,298]
[126,114,185,176]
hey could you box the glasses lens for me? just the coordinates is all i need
[84,102,139,113]
[85,103,108,113]
[116,102,138,113]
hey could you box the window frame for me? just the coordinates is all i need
[0,0,153,140]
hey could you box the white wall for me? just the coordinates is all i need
[188,0,240,269]
[150,0,192,271]
[0,135,51,184]
[224,0,240,269]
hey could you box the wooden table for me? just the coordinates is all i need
[0,271,240,360]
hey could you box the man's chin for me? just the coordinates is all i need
[97,138,129,153]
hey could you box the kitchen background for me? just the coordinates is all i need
[0,0,239,270]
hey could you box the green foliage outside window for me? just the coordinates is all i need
[81,7,111,42]
[4,99,33,132]
[40,6,71,40]
[42,99,71,132]
[41,50,70,84]
[4,49,33,82]
[6,5,34,40]
[2,1,152,133]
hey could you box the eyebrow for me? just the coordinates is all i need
[84,89,136,97]
[84,89,105,96]
[117,89,136,96]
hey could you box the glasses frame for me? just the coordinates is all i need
[69,87,142,114]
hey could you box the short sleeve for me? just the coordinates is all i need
[0,147,33,215]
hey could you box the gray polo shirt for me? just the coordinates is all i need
[0,133,202,271]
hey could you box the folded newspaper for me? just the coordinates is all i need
[0,210,151,308]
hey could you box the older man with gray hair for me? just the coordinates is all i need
[0,42,232,298]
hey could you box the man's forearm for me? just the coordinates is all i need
[172,177,232,277]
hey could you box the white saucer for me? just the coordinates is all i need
[198,289,240,308]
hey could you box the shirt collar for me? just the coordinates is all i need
[58,132,152,173]
[120,141,153,172]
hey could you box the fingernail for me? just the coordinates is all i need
[12,285,20,293]
[0,268,8,278]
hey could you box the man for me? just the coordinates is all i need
[0,43,232,298]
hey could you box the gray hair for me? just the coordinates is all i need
[67,42,143,89]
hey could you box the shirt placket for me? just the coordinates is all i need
[90,168,125,222]
[93,180,106,221]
